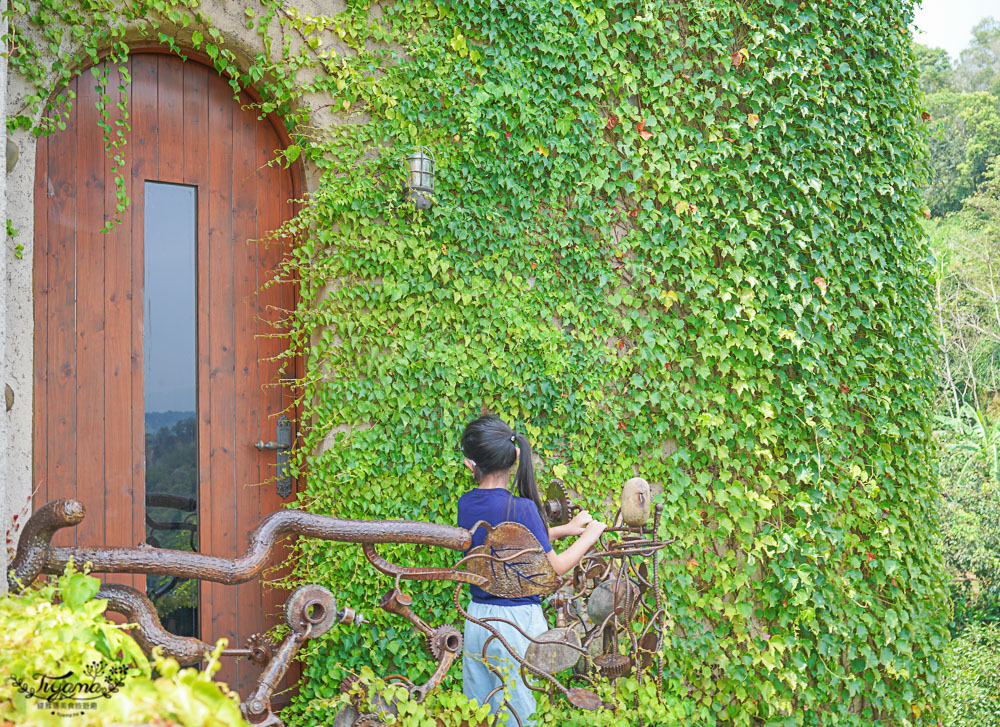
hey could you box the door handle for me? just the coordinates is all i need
[254,440,288,451]
[255,415,293,498]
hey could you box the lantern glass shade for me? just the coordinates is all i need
[405,147,435,208]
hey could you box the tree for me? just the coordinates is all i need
[928,156,1000,414]
[924,91,1000,215]
[956,17,1000,96]
[915,42,955,94]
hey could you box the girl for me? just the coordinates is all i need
[457,415,607,726]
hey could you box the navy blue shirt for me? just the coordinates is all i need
[457,487,553,606]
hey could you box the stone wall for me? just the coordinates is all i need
[1,0,9,584]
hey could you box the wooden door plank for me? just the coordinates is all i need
[206,69,238,663]
[183,60,212,644]
[232,96,261,689]
[256,124,287,520]
[157,55,184,184]
[33,134,49,512]
[255,123,299,696]
[45,77,79,547]
[279,153,296,422]
[131,55,159,576]
[74,67,107,550]
[182,61,212,644]
[275,141,301,694]
[104,57,136,589]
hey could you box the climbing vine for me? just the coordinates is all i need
[6,0,948,724]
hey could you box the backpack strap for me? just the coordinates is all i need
[504,490,515,522]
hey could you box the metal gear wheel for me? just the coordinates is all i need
[284,584,337,638]
[340,673,360,695]
[245,632,278,666]
[594,653,632,681]
[542,479,573,525]
[427,625,463,660]
[339,674,367,712]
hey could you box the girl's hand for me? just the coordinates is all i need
[565,510,594,536]
[547,518,610,575]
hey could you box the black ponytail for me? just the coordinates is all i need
[512,432,546,524]
[460,415,548,524]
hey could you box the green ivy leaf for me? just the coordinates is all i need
[61,573,100,609]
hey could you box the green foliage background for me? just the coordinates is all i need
[273,0,949,724]
[916,17,1000,216]
[4,0,951,723]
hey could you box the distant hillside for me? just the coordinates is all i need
[145,410,196,434]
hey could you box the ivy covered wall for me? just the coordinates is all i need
[4,0,948,723]
[279,0,949,724]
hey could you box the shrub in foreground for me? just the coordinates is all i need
[941,624,1000,727]
[0,563,244,727]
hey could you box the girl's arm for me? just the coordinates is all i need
[548,510,593,540]
[546,520,607,576]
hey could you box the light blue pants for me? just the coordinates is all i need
[462,600,549,726]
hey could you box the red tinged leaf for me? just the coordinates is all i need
[813,276,827,295]
[840,383,849,394]
[505,131,511,139]
[731,49,744,67]
[606,114,618,130]
[921,111,930,121]
[867,552,876,562]
[636,119,653,141]
[629,208,639,218]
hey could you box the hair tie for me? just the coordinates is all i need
[510,434,516,443]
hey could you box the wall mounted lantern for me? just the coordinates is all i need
[404,146,435,209]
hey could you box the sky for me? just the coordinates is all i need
[911,0,996,59]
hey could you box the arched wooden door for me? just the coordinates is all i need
[33,51,299,695]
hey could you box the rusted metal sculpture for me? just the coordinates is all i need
[460,477,673,725]
[9,476,672,727]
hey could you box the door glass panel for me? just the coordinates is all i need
[143,181,199,638]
